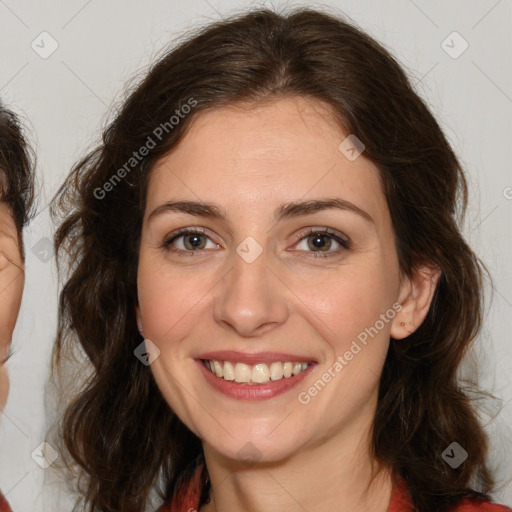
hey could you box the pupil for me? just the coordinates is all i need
[310,233,330,251]
[187,234,203,248]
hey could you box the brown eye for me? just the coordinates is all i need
[294,228,351,258]
[182,233,207,250]
[306,232,333,252]
[162,228,219,254]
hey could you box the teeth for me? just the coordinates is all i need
[292,362,303,375]
[269,362,283,380]
[213,360,223,378]
[234,362,251,383]
[223,361,235,380]
[252,363,269,383]
[204,360,310,384]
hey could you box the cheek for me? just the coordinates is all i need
[301,262,395,347]
[137,259,214,345]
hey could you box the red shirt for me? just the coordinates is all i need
[156,465,511,512]
[0,492,12,512]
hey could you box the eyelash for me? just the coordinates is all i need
[160,227,351,259]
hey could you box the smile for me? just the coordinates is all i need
[196,350,317,400]
[202,359,310,385]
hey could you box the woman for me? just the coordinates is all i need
[50,7,511,512]
[0,101,35,512]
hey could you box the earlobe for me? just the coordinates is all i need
[391,264,441,340]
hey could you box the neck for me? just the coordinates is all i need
[200,410,394,512]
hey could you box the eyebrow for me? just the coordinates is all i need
[147,197,374,225]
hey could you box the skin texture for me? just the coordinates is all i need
[136,96,440,512]
[0,201,24,411]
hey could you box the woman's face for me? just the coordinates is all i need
[136,96,427,463]
[0,201,24,411]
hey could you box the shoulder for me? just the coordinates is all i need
[387,478,510,512]
[447,498,511,512]
[156,462,206,512]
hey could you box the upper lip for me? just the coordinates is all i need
[196,350,317,365]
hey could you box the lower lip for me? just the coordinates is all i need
[196,360,316,401]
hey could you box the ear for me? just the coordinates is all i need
[390,264,441,340]
[135,305,144,337]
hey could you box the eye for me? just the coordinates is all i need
[161,228,220,255]
[292,228,351,258]
[160,226,351,259]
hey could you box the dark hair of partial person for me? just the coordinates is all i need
[0,100,35,256]
[50,7,502,512]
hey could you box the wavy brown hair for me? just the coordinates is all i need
[50,7,505,512]
[0,100,35,255]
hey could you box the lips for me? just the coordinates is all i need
[195,350,317,401]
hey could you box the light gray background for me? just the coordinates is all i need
[0,0,511,510]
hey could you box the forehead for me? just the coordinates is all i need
[146,97,388,231]
[158,97,347,173]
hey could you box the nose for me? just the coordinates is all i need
[213,246,289,338]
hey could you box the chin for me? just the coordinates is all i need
[202,426,308,467]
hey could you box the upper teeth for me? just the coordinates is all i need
[204,360,309,384]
